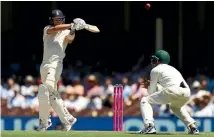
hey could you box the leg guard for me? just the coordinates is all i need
[49,91,75,125]
[38,84,51,127]
[42,64,74,125]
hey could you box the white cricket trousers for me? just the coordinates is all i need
[140,86,196,127]
[40,61,62,91]
[38,61,74,127]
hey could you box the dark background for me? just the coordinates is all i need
[2,1,214,79]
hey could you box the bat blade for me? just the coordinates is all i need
[85,24,100,33]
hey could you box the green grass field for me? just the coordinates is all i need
[2,131,214,137]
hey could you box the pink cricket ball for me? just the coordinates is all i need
[145,3,151,10]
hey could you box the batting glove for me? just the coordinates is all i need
[73,18,87,31]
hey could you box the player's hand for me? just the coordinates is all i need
[73,18,87,31]
[140,78,150,89]
[70,23,76,32]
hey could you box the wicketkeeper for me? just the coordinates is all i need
[138,50,199,135]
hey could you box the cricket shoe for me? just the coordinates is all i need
[137,123,156,134]
[37,118,52,131]
[188,127,199,135]
[62,117,77,131]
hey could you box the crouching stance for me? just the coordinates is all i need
[138,50,199,135]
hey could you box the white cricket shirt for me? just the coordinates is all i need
[148,64,189,94]
[42,25,70,64]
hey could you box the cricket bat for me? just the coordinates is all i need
[85,24,100,33]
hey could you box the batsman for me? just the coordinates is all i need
[138,50,199,135]
[37,9,89,131]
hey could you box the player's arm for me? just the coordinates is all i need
[46,24,72,34]
[63,18,88,44]
[147,69,159,94]
[45,18,88,35]
[64,29,75,44]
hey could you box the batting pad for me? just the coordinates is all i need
[38,84,51,127]
[50,92,74,125]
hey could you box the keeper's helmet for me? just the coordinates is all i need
[151,50,170,66]
[49,9,65,25]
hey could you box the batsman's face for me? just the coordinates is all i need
[53,17,64,25]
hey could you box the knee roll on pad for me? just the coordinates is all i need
[44,79,56,92]
[38,84,49,100]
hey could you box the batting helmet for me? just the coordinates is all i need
[151,50,170,65]
[49,9,65,25]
